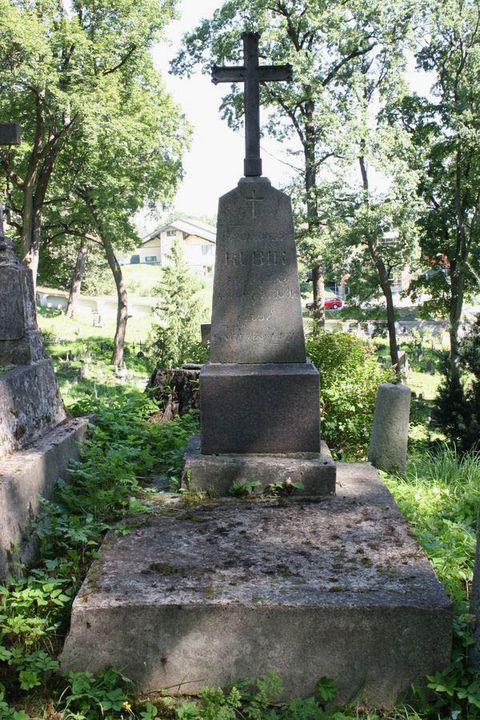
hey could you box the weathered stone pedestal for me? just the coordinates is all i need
[201,362,320,454]
[61,463,452,707]
[0,227,89,577]
[0,417,89,576]
[183,435,336,496]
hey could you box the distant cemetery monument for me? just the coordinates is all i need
[0,119,88,577]
[62,33,452,705]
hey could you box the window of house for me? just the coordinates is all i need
[201,244,212,255]
[130,255,140,264]
[145,255,158,264]
[166,229,177,237]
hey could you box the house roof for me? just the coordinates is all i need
[142,218,216,245]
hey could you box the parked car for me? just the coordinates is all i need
[306,297,343,311]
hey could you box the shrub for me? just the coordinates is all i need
[306,330,393,458]
[433,317,480,452]
[148,242,208,369]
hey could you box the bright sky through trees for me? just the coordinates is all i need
[152,0,298,221]
[151,0,433,224]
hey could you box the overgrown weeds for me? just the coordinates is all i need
[0,387,199,718]
[385,445,480,718]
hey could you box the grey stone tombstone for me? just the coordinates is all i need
[0,123,21,145]
[200,323,211,347]
[185,33,335,495]
[470,523,480,669]
[0,216,44,366]
[202,176,320,454]
[0,204,89,578]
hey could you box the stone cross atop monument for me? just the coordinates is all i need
[212,33,292,177]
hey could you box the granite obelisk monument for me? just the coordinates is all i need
[184,33,336,492]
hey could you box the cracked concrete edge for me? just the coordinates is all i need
[0,416,90,578]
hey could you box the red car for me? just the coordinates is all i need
[306,297,343,311]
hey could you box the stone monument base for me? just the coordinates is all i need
[0,416,89,578]
[200,362,320,454]
[183,435,336,496]
[60,463,452,708]
[0,360,66,457]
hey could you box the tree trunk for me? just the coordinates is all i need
[146,367,200,423]
[304,97,325,329]
[66,238,89,319]
[470,521,480,669]
[312,264,325,328]
[359,155,400,373]
[21,179,37,280]
[20,143,64,287]
[101,233,128,367]
[380,268,400,372]
[449,260,464,389]
[80,191,128,367]
[450,145,468,389]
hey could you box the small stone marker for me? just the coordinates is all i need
[200,323,211,347]
[470,522,480,668]
[368,383,411,473]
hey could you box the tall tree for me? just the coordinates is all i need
[0,0,177,284]
[43,64,189,366]
[66,237,89,319]
[172,0,415,326]
[326,52,422,372]
[398,0,480,392]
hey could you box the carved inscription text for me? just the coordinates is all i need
[224,250,287,266]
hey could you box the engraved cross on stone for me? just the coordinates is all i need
[212,32,292,177]
[246,188,264,219]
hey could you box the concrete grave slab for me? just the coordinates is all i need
[61,462,452,708]
[0,416,89,577]
[0,220,89,578]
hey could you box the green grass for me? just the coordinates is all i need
[37,307,152,410]
[37,305,154,356]
[386,446,479,609]
[121,263,163,296]
[382,447,480,719]
[407,370,441,401]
